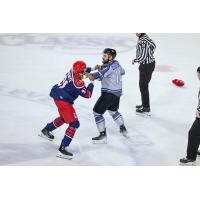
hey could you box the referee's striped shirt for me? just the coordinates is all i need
[134,33,156,64]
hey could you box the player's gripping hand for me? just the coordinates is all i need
[85,73,95,81]
[94,64,101,70]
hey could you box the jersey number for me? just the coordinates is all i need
[57,77,68,88]
[115,69,122,84]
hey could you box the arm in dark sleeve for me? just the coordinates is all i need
[85,67,92,73]
[92,64,111,81]
[197,93,200,113]
[76,83,94,99]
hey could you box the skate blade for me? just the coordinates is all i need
[38,133,53,141]
[179,162,196,166]
[136,112,151,117]
[92,139,107,144]
[56,152,73,160]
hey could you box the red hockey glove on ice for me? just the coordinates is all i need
[172,79,185,87]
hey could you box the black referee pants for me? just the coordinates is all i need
[139,61,155,108]
[186,118,200,160]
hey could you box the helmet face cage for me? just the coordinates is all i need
[73,61,86,79]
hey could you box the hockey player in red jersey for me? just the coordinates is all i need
[39,61,94,159]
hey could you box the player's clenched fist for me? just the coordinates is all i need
[94,64,101,70]
[85,73,95,81]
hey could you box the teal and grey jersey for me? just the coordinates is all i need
[93,60,125,97]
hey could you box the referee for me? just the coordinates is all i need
[132,33,156,115]
[180,67,200,165]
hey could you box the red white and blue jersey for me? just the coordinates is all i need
[50,68,94,104]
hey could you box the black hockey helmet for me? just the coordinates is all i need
[197,66,200,73]
[103,48,117,59]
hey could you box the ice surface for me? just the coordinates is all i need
[0,33,200,165]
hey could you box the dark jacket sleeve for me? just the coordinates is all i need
[76,83,94,99]
[197,90,200,112]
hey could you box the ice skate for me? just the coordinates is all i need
[136,107,151,116]
[92,130,107,144]
[38,128,55,141]
[179,158,196,166]
[120,124,128,136]
[56,144,73,160]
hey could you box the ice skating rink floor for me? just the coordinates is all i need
[0,33,200,165]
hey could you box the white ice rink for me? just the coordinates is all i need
[0,33,200,165]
